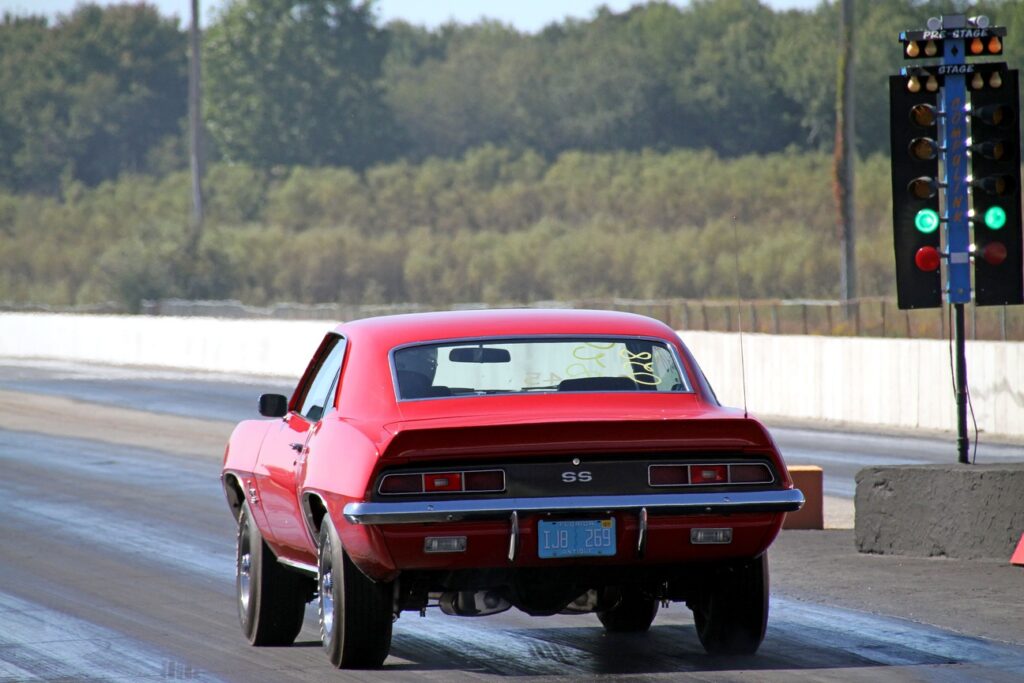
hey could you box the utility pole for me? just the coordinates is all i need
[835,0,857,310]
[188,0,205,258]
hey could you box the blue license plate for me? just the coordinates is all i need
[537,519,616,559]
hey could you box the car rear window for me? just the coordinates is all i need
[392,337,690,400]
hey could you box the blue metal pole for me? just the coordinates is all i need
[942,28,970,302]
[939,15,971,463]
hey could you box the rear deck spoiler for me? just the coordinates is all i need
[379,418,779,462]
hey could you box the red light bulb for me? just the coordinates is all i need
[915,246,941,272]
[982,242,1008,266]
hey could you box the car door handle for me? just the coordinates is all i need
[290,442,304,453]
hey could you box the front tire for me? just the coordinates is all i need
[692,554,769,655]
[318,515,393,668]
[236,502,310,645]
[597,590,659,632]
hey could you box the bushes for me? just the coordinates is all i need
[0,147,897,310]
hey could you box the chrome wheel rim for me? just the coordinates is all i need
[321,570,334,637]
[319,541,335,643]
[237,524,252,614]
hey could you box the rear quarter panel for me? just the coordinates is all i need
[222,419,275,531]
[303,417,399,579]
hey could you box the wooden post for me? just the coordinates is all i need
[187,0,204,258]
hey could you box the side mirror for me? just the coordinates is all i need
[258,393,288,418]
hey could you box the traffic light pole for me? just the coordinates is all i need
[954,303,969,463]
[939,18,972,465]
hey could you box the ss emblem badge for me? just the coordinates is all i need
[561,471,592,483]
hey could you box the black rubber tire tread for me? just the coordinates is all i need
[597,592,659,632]
[236,502,309,646]
[318,515,393,668]
[692,554,769,656]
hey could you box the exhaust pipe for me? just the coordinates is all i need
[438,590,511,617]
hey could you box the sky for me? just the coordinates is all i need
[1,0,824,30]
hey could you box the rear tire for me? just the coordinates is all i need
[318,515,393,668]
[597,591,659,632]
[692,554,769,655]
[236,503,310,646]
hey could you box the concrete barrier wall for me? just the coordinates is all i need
[0,313,332,379]
[0,313,1022,439]
[680,331,1024,440]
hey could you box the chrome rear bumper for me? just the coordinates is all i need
[343,488,804,525]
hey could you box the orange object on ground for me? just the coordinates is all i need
[783,465,824,530]
[1011,533,1024,567]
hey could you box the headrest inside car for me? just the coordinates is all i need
[557,377,637,392]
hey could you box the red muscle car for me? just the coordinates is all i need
[221,309,803,668]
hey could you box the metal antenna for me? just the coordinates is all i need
[731,217,749,419]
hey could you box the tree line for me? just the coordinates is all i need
[0,147,897,309]
[2,0,1022,310]
[2,0,1023,194]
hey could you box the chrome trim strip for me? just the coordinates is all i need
[637,507,648,557]
[343,489,805,525]
[277,557,318,577]
[301,492,327,545]
[508,511,519,562]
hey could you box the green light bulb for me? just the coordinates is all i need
[914,208,940,233]
[984,205,1007,230]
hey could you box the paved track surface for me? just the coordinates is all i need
[1,360,1023,681]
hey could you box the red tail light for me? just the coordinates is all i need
[691,464,728,484]
[424,472,463,492]
[464,470,506,492]
[647,462,774,487]
[649,465,689,486]
[729,463,774,483]
[379,473,423,494]
[379,469,505,495]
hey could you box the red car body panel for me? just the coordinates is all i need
[222,309,801,592]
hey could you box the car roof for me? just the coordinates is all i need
[335,308,678,348]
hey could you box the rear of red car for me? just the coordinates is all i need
[345,406,800,621]
[227,312,803,667]
[332,327,802,658]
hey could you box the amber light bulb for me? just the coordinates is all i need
[926,76,939,92]
[906,41,921,57]
[925,40,938,56]
[970,38,984,54]
[988,36,1002,54]
[907,76,922,93]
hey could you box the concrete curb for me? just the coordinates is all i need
[855,463,1024,560]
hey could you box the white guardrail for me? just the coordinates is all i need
[0,313,1021,439]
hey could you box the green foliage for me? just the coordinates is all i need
[0,4,186,193]
[6,0,1024,312]
[204,0,396,170]
[3,0,1024,189]
[0,147,899,310]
